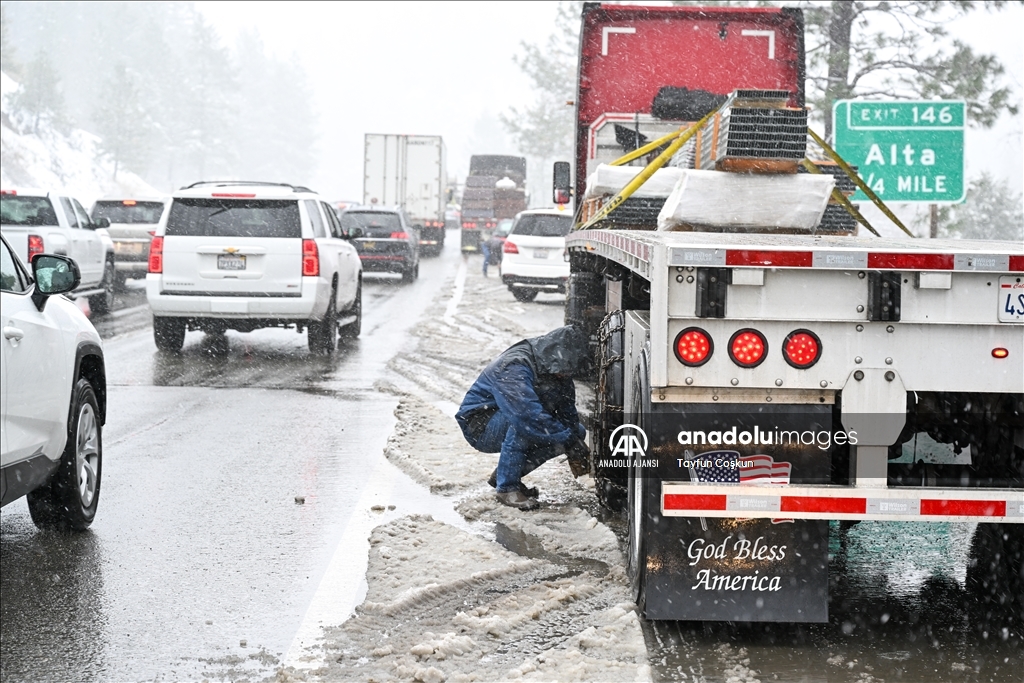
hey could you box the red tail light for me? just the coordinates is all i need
[302,239,319,276]
[675,327,713,366]
[729,329,767,368]
[503,241,519,254]
[148,236,164,273]
[390,232,409,239]
[783,330,822,368]
[462,222,476,229]
[28,234,45,261]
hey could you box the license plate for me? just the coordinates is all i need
[362,242,376,251]
[217,254,246,271]
[115,242,144,255]
[998,276,1024,322]
[533,249,549,259]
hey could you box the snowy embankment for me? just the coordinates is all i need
[0,71,160,203]
[285,266,651,682]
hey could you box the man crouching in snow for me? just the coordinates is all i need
[455,326,592,510]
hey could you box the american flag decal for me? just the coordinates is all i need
[687,450,793,523]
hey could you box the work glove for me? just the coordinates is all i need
[565,436,590,478]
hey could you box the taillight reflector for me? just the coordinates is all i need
[211,193,256,198]
[726,250,813,268]
[503,241,519,254]
[992,348,1009,359]
[390,232,409,239]
[867,252,955,270]
[674,327,713,366]
[729,329,767,368]
[28,235,45,261]
[148,236,164,273]
[302,239,319,276]
[782,329,822,369]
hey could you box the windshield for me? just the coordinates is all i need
[165,198,301,238]
[511,214,572,238]
[341,212,402,237]
[0,196,59,226]
[93,201,166,224]
[495,219,514,237]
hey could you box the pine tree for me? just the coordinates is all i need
[93,64,154,178]
[932,174,1024,241]
[8,50,68,134]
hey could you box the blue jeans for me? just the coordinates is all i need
[465,411,566,492]
[481,243,491,276]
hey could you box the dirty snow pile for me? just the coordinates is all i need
[286,264,651,682]
[1,71,160,203]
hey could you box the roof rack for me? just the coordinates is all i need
[180,180,315,193]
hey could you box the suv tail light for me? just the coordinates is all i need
[302,239,319,276]
[728,329,767,368]
[390,232,409,239]
[148,236,164,273]
[503,241,519,254]
[675,327,713,366]
[28,234,45,262]
[782,329,822,368]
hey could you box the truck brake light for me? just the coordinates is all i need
[729,329,767,368]
[302,239,319,276]
[28,235,45,261]
[148,236,164,273]
[503,241,519,254]
[675,327,713,366]
[782,330,822,369]
[390,232,409,239]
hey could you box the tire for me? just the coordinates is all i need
[308,294,338,354]
[402,263,418,283]
[27,379,102,531]
[89,258,116,316]
[625,348,652,615]
[339,281,362,339]
[966,523,1024,622]
[512,288,538,303]
[594,311,627,511]
[114,270,130,293]
[153,316,186,352]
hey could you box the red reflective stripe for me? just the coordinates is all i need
[1009,255,1024,272]
[867,253,954,270]
[663,494,728,511]
[780,496,865,514]
[920,499,1006,517]
[727,250,812,267]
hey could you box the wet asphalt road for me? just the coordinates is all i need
[0,242,466,682]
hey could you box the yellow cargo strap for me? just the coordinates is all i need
[807,128,915,238]
[799,159,881,237]
[608,126,689,167]
[577,108,719,231]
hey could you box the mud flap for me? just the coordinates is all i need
[635,403,833,622]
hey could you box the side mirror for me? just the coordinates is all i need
[553,161,572,205]
[31,254,80,311]
[94,217,111,229]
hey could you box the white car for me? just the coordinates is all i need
[146,181,363,354]
[91,196,169,288]
[1,187,116,314]
[1,233,105,530]
[499,208,574,302]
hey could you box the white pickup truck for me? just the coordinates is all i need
[0,188,115,314]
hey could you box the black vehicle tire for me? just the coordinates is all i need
[625,347,652,615]
[153,316,186,352]
[27,379,102,531]
[594,311,627,511]
[339,281,362,339]
[308,294,338,354]
[402,263,418,283]
[114,270,130,293]
[89,258,116,316]
[966,522,1024,622]
[512,288,538,303]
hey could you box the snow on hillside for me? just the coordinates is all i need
[1,71,161,206]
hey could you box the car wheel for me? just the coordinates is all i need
[27,378,102,531]
[154,316,186,352]
[401,264,416,283]
[339,281,362,339]
[89,258,116,316]
[512,288,538,302]
[114,270,130,293]
[308,294,338,354]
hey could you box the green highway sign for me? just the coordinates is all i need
[833,100,966,203]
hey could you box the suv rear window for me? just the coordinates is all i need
[340,212,402,238]
[93,201,165,224]
[512,214,572,237]
[166,199,300,238]
[0,196,59,226]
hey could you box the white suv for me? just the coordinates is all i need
[146,182,363,354]
[1,234,106,530]
[499,208,574,302]
[1,187,116,314]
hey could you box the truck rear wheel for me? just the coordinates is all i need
[625,345,652,615]
[966,523,1024,622]
[594,311,627,511]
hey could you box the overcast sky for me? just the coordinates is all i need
[195,1,1023,203]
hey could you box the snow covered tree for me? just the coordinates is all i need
[7,50,68,134]
[932,173,1024,241]
[93,64,155,178]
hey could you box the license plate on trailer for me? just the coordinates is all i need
[217,254,246,271]
[998,276,1024,322]
[533,249,549,259]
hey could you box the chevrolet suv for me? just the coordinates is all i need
[146,182,363,354]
